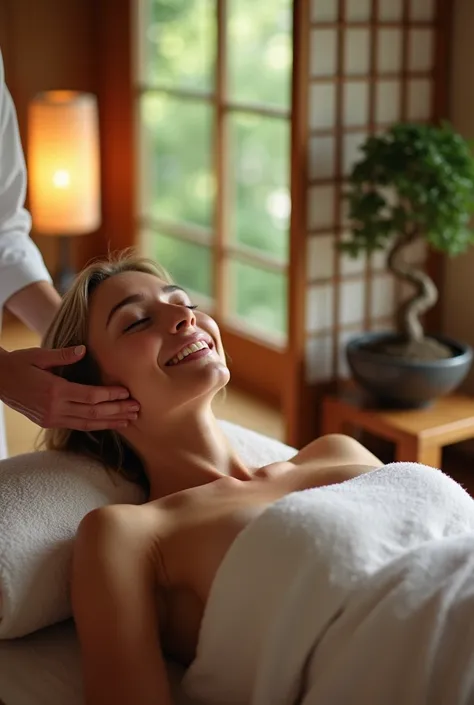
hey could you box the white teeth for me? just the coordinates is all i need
[168,340,210,366]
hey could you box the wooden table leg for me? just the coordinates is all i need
[395,437,442,468]
[416,444,442,469]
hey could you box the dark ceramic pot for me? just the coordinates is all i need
[346,332,473,408]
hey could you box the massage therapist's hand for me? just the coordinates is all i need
[0,344,140,430]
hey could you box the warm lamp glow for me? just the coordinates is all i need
[52,170,71,189]
[28,91,101,235]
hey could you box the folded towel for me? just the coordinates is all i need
[183,463,474,705]
[0,420,294,639]
[0,450,144,639]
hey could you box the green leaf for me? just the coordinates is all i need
[338,121,474,259]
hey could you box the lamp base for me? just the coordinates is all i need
[55,236,76,296]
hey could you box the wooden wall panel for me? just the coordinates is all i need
[0,0,134,277]
[95,0,136,256]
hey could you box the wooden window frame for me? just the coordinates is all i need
[131,0,298,407]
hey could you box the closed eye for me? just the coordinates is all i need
[123,317,151,333]
[172,300,198,311]
[122,303,197,333]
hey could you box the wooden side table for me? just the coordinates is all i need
[322,391,474,468]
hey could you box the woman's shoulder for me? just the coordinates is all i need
[77,502,157,538]
[75,502,169,583]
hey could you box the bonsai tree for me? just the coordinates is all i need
[341,122,474,360]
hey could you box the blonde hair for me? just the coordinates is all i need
[41,249,172,490]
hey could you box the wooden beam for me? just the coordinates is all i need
[96,0,136,255]
[284,0,311,448]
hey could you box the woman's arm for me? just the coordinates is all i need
[72,505,172,705]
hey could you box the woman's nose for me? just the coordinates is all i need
[169,305,196,333]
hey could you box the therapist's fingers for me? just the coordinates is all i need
[34,345,130,396]
[61,380,135,406]
[30,344,134,403]
[32,344,88,370]
[37,397,139,430]
[39,380,140,431]
[0,346,140,431]
[33,346,132,402]
[59,416,135,432]
[63,399,140,422]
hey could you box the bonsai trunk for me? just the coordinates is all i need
[387,231,437,342]
[378,231,452,361]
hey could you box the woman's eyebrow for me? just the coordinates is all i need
[106,294,145,328]
[161,284,188,297]
[105,285,188,328]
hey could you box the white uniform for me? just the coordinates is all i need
[0,51,52,459]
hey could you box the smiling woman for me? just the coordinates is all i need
[36,255,386,705]
[40,250,229,490]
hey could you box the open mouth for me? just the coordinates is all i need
[166,339,214,367]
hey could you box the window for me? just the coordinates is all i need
[135,0,293,361]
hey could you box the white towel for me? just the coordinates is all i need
[0,450,145,639]
[183,463,474,705]
[0,420,294,639]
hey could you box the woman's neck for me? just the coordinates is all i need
[135,407,251,499]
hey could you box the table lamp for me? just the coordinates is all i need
[28,91,101,293]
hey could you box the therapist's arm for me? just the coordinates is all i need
[0,63,56,331]
[0,64,140,430]
[5,281,61,338]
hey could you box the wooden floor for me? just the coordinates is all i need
[2,321,284,457]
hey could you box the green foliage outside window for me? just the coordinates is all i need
[140,0,292,337]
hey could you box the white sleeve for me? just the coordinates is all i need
[0,53,52,311]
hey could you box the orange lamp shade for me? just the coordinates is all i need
[28,91,101,235]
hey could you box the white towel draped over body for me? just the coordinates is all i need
[183,463,474,705]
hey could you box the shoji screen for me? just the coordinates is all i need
[304,0,439,385]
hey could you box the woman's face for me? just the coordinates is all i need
[87,270,230,418]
